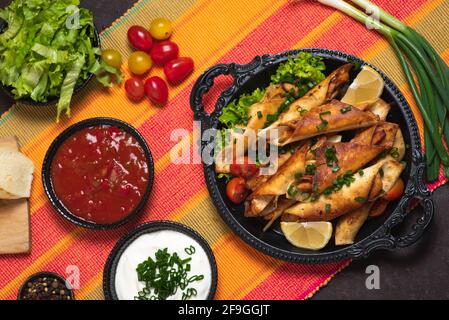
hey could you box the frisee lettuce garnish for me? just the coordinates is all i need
[0,0,122,121]
[270,52,326,85]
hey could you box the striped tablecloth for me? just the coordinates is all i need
[0,0,448,300]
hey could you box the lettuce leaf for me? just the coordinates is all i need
[270,52,326,85]
[219,88,265,128]
[57,55,85,122]
[90,60,123,88]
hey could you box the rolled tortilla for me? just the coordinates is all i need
[259,64,352,137]
[335,203,373,245]
[352,122,399,149]
[215,84,289,174]
[246,84,289,135]
[246,152,292,191]
[245,144,307,217]
[263,198,297,232]
[313,141,387,193]
[276,100,380,146]
[284,158,404,222]
[356,99,391,121]
[367,99,391,121]
[277,64,352,125]
[334,159,405,245]
[387,128,406,161]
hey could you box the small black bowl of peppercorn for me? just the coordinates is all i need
[18,272,74,300]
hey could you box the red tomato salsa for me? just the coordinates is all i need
[51,125,149,224]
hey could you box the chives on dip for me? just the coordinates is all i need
[114,229,213,300]
[135,247,204,300]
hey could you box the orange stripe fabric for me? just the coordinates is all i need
[0,0,447,301]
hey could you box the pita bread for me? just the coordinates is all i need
[0,151,34,199]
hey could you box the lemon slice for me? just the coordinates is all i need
[281,221,333,250]
[341,66,384,105]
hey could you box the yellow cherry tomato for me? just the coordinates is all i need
[101,49,122,69]
[149,18,173,40]
[128,51,153,75]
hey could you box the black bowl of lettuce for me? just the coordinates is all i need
[0,0,106,119]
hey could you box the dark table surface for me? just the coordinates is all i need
[1,0,448,300]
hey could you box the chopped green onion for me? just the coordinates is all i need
[135,248,204,300]
[298,107,308,115]
[325,146,338,168]
[316,110,331,131]
[305,164,317,175]
[315,0,449,179]
[294,172,304,180]
[340,106,352,114]
[288,185,299,197]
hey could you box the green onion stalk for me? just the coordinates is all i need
[316,0,449,181]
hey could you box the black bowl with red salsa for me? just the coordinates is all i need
[42,118,154,229]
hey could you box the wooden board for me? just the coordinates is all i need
[0,136,31,254]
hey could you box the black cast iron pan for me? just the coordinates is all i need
[190,48,434,263]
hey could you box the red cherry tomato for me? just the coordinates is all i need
[125,78,145,101]
[127,26,153,52]
[150,41,179,65]
[144,76,169,105]
[163,57,194,83]
[230,157,259,178]
[384,178,405,201]
[226,177,249,204]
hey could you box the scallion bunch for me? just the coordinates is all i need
[315,0,449,181]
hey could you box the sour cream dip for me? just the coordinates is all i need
[114,230,213,300]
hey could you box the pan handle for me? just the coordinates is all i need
[392,156,434,248]
[190,56,269,125]
[347,150,434,259]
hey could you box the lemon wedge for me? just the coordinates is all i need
[341,65,384,105]
[281,221,333,250]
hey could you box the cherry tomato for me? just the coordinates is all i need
[125,78,145,101]
[384,178,405,201]
[230,157,259,178]
[226,177,249,204]
[127,25,153,52]
[144,76,169,105]
[149,18,173,40]
[164,57,194,83]
[369,198,389,217]
[150,41,179,65]
[128,51,153,75]
[101,49,122,69]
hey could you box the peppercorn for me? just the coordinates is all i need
[19,273,73,300]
